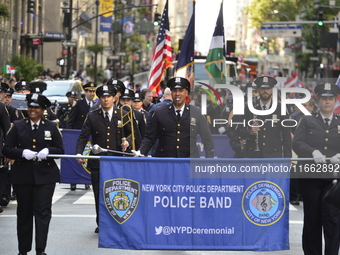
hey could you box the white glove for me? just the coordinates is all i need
[330,153,340,164]
[218,126,226,134]
[131,150,144,157]
[37,148,49,161]
[312,150,326,164]
[22,149,37,160]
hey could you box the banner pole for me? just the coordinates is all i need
[47,154,333,161]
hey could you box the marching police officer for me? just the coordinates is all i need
[138,77,214,158]
[293,83,340,255]
[75,84,131,233]
[236,76,292,158]
[57,91,76,128]
[66,82,97,129]
[2,93,64,255]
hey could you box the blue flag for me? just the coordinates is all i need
[175,0,195,82]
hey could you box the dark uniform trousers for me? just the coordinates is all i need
[0,103,11,206]
[2,118,64,254]
[293,113,340,255]
[236,99,292,158]
[139,103,214,158]
[66,99,91,129]
[76,108,131,225]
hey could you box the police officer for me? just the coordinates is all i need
[2,93,64,255]
[15,81,31,94]
[119,89,145,149]
[138,77,214,158]
[31,84,57,121]
[293,83,340,255]
[132,92,148,121]
[236,76,292,158]
[57,91,76,128]
[75,84,131,233]
[66,82,97,129]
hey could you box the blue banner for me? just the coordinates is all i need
[99,157,290,250]
[100,15,112,32]
[60,129,91,184]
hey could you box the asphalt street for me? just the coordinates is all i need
[0,183,307,255]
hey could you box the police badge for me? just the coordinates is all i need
[104,178,140,224]
[44,130,52,140]
[190,117,196,126]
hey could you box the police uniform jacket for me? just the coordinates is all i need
[57,102,73,128]
[75,107,132,170]
[133,109,145,148]
[293,112,340,177]
[66,99,91,129]
[6,104,21,122]
[2,118,64,184]
[139,103,214,158]
[237,99,292,158]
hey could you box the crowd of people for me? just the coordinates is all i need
[0,74,339,255]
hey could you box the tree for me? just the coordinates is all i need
[86,44,104,54]
[8,55,44,81]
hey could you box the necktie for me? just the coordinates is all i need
[105,112,110,123]
[88,101,91,109]
[263,105,266,110]
[33,124,38,131]
[176,110,181,122]
[325,118,330,127]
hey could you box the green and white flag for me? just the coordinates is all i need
[204,1,226,84]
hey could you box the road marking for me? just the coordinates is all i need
[73,191,95,204]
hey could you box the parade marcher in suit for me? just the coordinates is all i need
[2,93,64,255]
[146,87,172,128]
[293,83,340,255]
[75,84,131,233]
[119,89,145,149]
[137,77,214,158]
[56,91,76,128]
[0,101,11,213]
[236,76,292,158]
[141,88,154,111]
[66,82,96,129]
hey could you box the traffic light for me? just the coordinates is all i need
[153,12,161,26]
[27,0,35,13]
[146,41,150,48]
[317,11,324,26]
[57,58,65,66]
[259,42,266,50]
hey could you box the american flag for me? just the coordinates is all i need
[148,0,172,96]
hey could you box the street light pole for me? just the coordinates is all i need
[313,1,320,78]
[94,0,99,83]
[66,0,73,79]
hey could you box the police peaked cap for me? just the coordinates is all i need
[245,82,257,91]
[96,85,117,97]
[120,89,135,99]
[133,92,143,102]
[26,93,51,108]
[0,82,9,92]
[314,83,340,97]
[6,87,14,95]
[167,77,190,93]
[15,81,31,91]
[107,79,126,93]
[83,82,97,90]
[30,81,47,94]
[66,91,76,97]
[254,76,277,88]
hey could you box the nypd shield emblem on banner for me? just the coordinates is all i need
[104,178,140,224]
